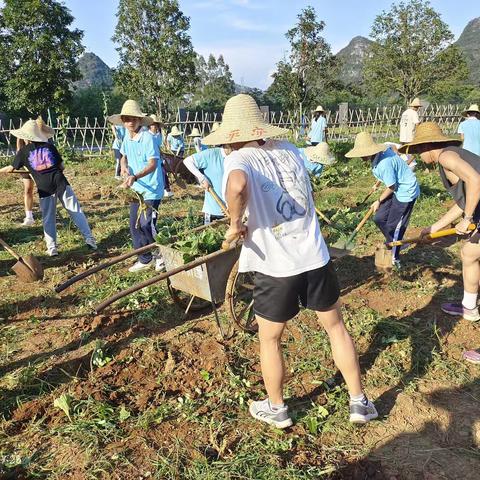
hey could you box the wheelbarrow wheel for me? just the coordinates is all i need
[167,279,211,312]
[225,261,257,333]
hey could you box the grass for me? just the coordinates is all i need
[0,150,479,479]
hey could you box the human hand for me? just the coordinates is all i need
[371,200,380,213]
[419,226,432,241]
[223,221,247,249]
[125,175,136,187]
[456,217,472,235]
[201,179,210,190]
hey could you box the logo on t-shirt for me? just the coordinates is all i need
[28,147,56,172]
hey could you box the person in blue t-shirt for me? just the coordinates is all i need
[149,114,173,198]
[298,142,336,178]
[458,105,480,156]
[167,126,185,156]
[346,132,420,267]
[108,100,164,273]
[183,147,226,224]
[307,106,328,145]
[111,124,126,179]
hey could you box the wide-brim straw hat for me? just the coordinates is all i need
[108,100,153,127]
[398,122,462,154]
[409,97,421,108]
[314,105,325,113]
[345,132,386,158]
[211,122,221,132]
[149,114,162,124]
[189,127,201,137]
[170,126,183,136]
[11,119,50,142]
[304,142,336,165]
[463,104,480,117]
[36,116,55,137]
[203,94,288,146]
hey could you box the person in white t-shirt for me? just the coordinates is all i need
[399,97,421,144]
[202,94,377,429]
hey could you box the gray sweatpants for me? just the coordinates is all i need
[39,185,94,251]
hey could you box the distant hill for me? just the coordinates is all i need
[75,52,113,90]
[335,36,373,86]
[455,17,480,86]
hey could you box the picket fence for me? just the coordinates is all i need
[0,104,467,158]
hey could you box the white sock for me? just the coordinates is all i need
[269,399,285,410]
[462,291,478,310]
[25,210,33,219]
[350,393,367,404]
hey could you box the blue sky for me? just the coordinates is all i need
[63,0,479,89]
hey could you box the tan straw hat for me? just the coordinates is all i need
[314,105,325,113]
[304,142,336,165]
[398,122,461,154]
[211,122,221,132]
[107,100,153,127]
[188,127,202,137]
[11,119,50,142]
[36,116,55,137]
[463,104,480,117]
[170,125,183,136]
[202,94,288,146]
[149,114,162,124]
[409,97,422,108]
[345,132,386,158]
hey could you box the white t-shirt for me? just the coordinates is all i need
[399,108,420,143]
[383,141,417,170]
[222,139,330,277]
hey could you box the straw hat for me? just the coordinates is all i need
[409,97,422,108]
[211,122,221,132]
[149,114,162,124]
[107,100,153,127]
[314,105,325,113]
[188,127,202,137]
[304,142,336,165]
[398,122,462,154]
[36,116,55,137]
[463,104,480,117]
[10,119,50,143]
[170,126,183,136]
[345,132,386,158]
[202,94,288,146]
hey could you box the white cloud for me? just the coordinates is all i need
[226,17,281,33]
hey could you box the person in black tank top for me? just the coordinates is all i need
[399,122,480,332]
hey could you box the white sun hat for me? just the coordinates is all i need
[107,100,153,127]
[149,114,162,124]
[188,127,202,137]
[10,119,50,142]
[345,132,386,158]
[463,104,480,117]
[409,97,422,108]
[314,105,325,113]
[202,94,288,146]
[170,126,183,136]
[211,122,221,132]
[304,142,336,165]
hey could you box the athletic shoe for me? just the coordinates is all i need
[114,175,122,180]
[48,247,59,257]
[164,190,174,198]
[155,256,166,272]
[128,261,153,273]
[441,303,480,322]
[22,217,35,226]
[392,259,402,270]
[349,398,378,424]
[85,239,97,250]
[463,350,480,364]
[248,398,293,429]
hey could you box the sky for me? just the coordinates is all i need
[63,0,479,90]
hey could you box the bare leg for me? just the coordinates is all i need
[22,178,34,214]
[461,242,480,294]
[257,316,286,405]
[316,301,363,397]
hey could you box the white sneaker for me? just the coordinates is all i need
[249,399,293,429]
[164,190,174,198]
[85,239,97,250]
[155,256,166,272]
[128,261,153,273]
[22,217,35,226]
[48,247,59,257]
[349,398,378,424]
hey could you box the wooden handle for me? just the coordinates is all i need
[386,224,476,247]
[360,180,382,204]
[315,208,332,225]
[354,207,374,233]
[0,237,21,260]
[207,185,229,217]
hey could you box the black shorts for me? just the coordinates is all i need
[253,261,341,323]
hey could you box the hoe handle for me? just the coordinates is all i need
[345,207,374,244]
[315,208,332,225]
[0,237,21,260]
[386,224,476,247]
[359,180,382,205]
[206,185,229,217]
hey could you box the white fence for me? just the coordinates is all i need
[0,104,466,159]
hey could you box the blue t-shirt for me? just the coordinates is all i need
[149,132,163,154]
[113,126,126,150]
[372,148,420,203]
[193,148,225,216]
[299,149,324,177]
[120,130,163,200]
[308,116,327,143]
[168,134,184,153]
[458,118,480,156]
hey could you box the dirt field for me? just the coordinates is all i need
[0,154,479,479]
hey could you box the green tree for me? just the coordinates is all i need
[190,54,235,111]
[267,6,336,113]
[113,0,197,117]
[364,0,469,103]
[0,0,84,115]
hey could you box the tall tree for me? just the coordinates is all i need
[363,0,468,103]
[113,0,197,117]
[267,6,336,112]
[0,0,84,115]
[190,54,235,111]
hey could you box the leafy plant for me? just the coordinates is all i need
[53,393,73,422]
[174,228,225,263]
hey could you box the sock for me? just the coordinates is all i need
[350,393,367,405]
[269,399,285,411]
[462,291,478,310]
[25,210,33,219]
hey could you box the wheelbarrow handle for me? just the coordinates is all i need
[95,243,240,313]
[0,237,21,261]
[386,224,476,247]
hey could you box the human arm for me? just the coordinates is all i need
[111,125,118,141]
[225,169,248,242]
[183,154,209,188]
[420,204,464,237]
[371,185,395,212]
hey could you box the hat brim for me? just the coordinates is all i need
[188,133,201,137]
[304,146,336,165]
[202,124,289,146]
[345,144,386,158]
[398,138,462,154]
[463,110,480,117]
[10,128,49,143]
[108,114,153,127]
